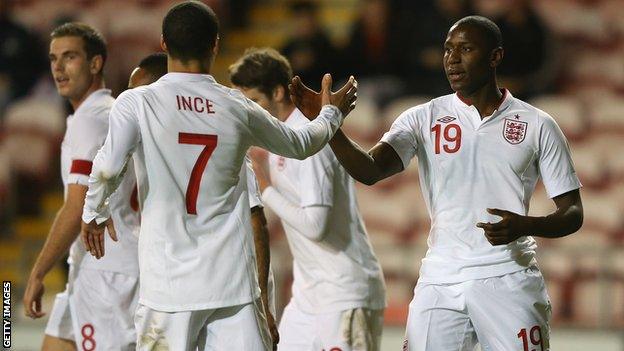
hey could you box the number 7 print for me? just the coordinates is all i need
[178,132,218,215]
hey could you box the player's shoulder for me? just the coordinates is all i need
[509,95,556,127]
[429,93,456,108]
[74,91,114,124]
[391,96,440,127]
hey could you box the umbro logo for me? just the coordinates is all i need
[437,116,456,123]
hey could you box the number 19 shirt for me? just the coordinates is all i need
[380,90,581,284]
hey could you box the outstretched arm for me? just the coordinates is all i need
[249,74,357,161]
[328,130,403,185]
[289,76,404,185]
[81,90,141,258]
[477,189,583,245]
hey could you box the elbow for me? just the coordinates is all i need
[305,228,326,242]
[304,220,329,242]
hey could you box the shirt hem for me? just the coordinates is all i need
[417,264,530,285]
[138,293,259,312]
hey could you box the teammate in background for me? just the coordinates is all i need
[80,2,355,350]
[290,15,583,351]
[230,48,386,351]
[22,23,140,350]
[129,52,280,348]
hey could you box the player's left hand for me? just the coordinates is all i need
[289,75,357,120]
[81,218,117,259]
[249,148,271,192]
[476,208,527,246]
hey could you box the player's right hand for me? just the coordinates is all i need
[23,276,45,319]
[81,218,117,259]
[321,74,357,118]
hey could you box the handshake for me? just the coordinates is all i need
[290,73,358,120]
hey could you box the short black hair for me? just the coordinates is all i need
[51,22,107,68]
[138,52,168,80]
[453,15,503,50]
[229,48,293,98]
[162,1,219,62]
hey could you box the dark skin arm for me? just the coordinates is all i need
[477,189,583,246]
[289,76,404,185]
[250,206,279,350]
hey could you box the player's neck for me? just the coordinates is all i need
[459,80,503,119]
[69,76,105,111]
[168,58,212,75]
[276,103,296,122]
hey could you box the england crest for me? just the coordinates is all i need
[503,118,527,144]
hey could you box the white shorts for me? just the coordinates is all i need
[134,300,271,351]
[44,266,139,350]
[278,301,384,351]
[404,266,552,351]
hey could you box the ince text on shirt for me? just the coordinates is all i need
[176,95,216,115]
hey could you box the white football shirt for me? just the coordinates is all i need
[380,90,581,284]
[266,109,386,313]
[82,73,344,311]
[61,89,140,276]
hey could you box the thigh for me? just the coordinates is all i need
[204,302,270,351]
[316,308,385,351]
[405,283,477,351]
[69,269,139,351]
[467,267,552,351]
[134,303,210,351]
[277,302,315,351]
[42,335,77,351]
[44,291,75,343]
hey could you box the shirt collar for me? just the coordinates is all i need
[454,88,513,114]
[158,72,217,83]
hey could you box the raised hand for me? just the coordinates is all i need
[289,74,357,120]
[477,208,528,246]
[81,218,117,259]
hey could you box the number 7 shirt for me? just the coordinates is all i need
[380,90,581,284]
[81,73,344,312]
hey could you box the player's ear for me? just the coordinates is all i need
[89,55,104,75]
[490,47,504,68]
[273,85,285,102]
[212,35,220,59]
[160,35,168,53]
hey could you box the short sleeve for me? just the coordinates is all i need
[299,147,335,208]
[244,156,263,208]
[380,107,421,169]
[67,107,109,186]
[538,113,582,198]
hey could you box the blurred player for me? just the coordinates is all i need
[22,23,140,350]
[80,2,356,350]
[229,48,386,351]
[130,52,280,348]
[290,15,583,351]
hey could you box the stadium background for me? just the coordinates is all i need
[0,0,623,349]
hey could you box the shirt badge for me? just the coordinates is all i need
[503,118,528,144]
[437,116,457,124]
